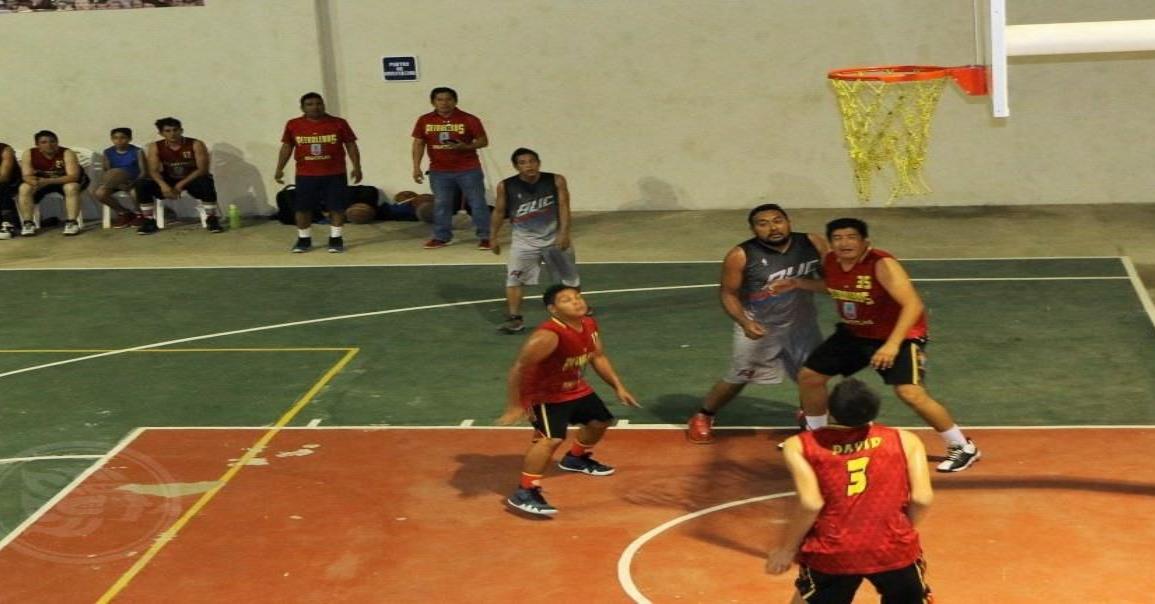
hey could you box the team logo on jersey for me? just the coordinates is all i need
[855,275,872,289]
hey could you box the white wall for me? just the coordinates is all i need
[2,0,1153,212]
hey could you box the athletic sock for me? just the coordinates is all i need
[519,472,542,489]
[330,226,343,237]
[805,415,828,430]
[141,205,156,218]
[297,228,311,238]
[938,425,968,447]
[568,441,594,457]
[698,408,716,417]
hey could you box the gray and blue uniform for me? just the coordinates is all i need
[503,172,579,288]
[724,233,823,384]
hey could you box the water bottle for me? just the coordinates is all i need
[227,204,241,229]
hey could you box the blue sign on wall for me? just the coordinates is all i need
[382,56,419,82]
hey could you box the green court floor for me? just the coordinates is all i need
[1,257,1153,536]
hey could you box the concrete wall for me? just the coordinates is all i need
[2,0,1152,212]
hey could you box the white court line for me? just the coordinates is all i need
[306,418,323,427]
[133,424,1155,431]
[0,255,1128,271]
[616,492,796,604]
[1121,256,1155,330]
[0,455,103,465]
[460,419,475,427]
[0,428,145,552]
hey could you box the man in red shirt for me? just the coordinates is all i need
[16,130,89,237]
[0,140,20,239]
[497,284,639,516]
[799,218,980,472]
[410,87,491,250]
[767,378,934,603]
[275,92,362,254]
[135,117,221,235]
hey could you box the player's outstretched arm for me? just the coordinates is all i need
[720,247,765,340]
[900,430,933,525]
[589,337,639,407]
[496,329,559,425]
[766,437,823,575]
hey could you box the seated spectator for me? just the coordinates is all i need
[134,117,222,234]
[93,127,146,228]
[0,140,18,239]
[17,130,90,237]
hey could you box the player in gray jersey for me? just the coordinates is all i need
[687,204,829,444]
[489,148,580,334]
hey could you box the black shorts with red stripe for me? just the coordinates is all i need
[529,392,614,439]
[802,323,928,386]
[795,558,933,604]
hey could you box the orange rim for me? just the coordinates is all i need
[828,65,950,82]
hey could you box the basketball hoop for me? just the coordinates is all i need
[828,65,987,205]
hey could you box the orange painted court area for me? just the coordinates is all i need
[0,427,1153,603]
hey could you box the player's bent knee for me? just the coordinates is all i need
[894,384,931,404]
[798,368,831,387]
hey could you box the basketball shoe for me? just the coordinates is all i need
[686,412,714,444]
[506,486,557,516]
[937,439,981,472]
[558,453,615,476]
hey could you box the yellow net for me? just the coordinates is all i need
[830,73,947,205]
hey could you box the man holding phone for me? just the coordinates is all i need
[410,87,492,250]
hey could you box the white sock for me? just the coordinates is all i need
[330,226,343,238]
[805,415,828,430]
[298,229,311,238]
[938,425,967,446]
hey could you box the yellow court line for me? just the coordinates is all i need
[0,347,357,353]
[95,347,360,603]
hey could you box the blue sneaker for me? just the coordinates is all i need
[506,486,557,516]
[558,453,615,476]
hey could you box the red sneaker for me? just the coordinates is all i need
[112,212,135,229]
[423,239,451,249]
[686,413,715,444]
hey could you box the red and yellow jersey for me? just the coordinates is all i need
[822,248,928,340]
[155,137,200,181]
[797,424,922,575]
[29,147,69,178]
[410,109,486,172]
[520,316,598,406]
[281,115,357,177]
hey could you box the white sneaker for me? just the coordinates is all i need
[0,222,12,240]
[62,221,80,236]
[936,439,981,472]
[20,222,36,237]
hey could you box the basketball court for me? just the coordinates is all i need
[0,257,1152,602]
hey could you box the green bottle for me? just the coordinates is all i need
[227,204,241,229]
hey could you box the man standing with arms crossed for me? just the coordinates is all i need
[799,217,981,472]
[489,147,579,334]
[275,92,363,253]
[767,378,935,603]
[687,204,828,443]
[410,86,491,250]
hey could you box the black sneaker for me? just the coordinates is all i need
[505,486,557,516]
[205,215,224,233]
[496,315,524,334]
[558,453,615,476]
[291,237,312,253]
[327,236,344,253]
[137,219,158,235]
[936,439,981,472]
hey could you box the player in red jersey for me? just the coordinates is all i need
[275,92,362,254]
[767,378,934,603]
[135,117,221,234]
[497,284,639,516]
[16,130,89,237]
[799,218,980,472]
